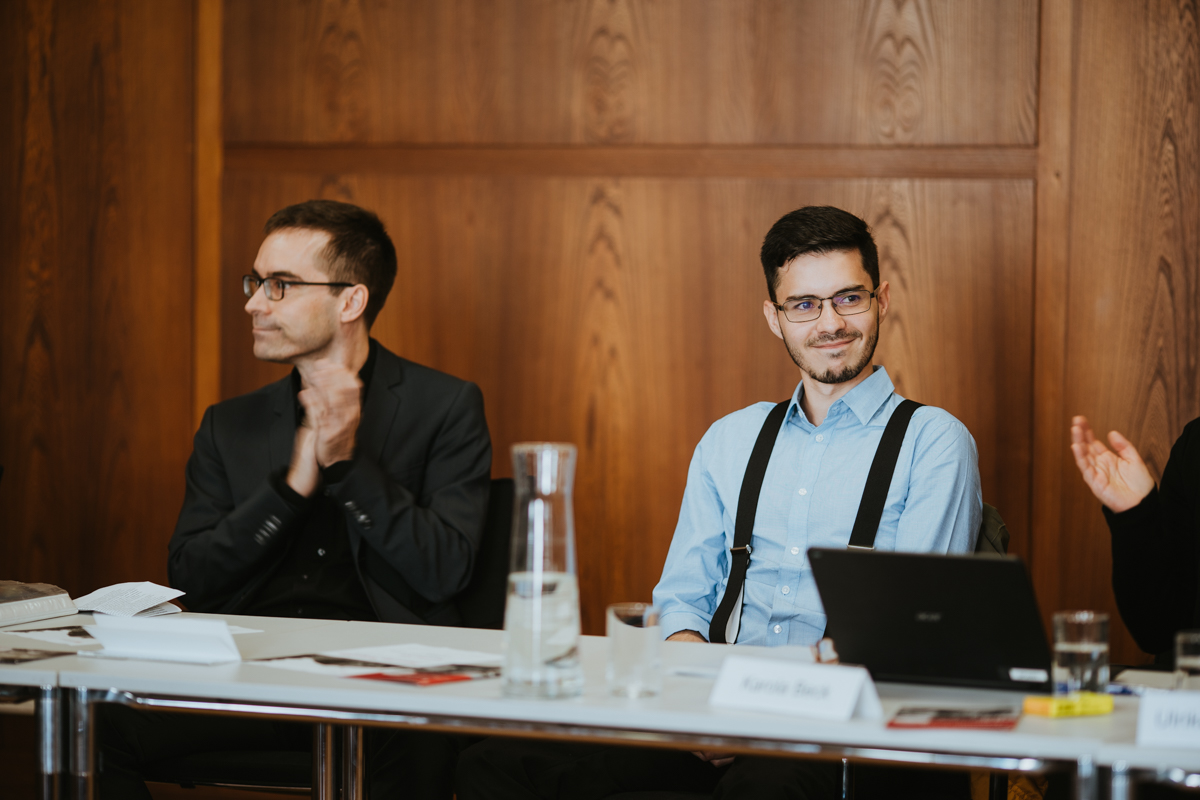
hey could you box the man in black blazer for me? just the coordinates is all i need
[100,200,491,799]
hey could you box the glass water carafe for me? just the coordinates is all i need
[502,442,583,698]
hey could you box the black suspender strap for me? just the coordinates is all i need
[846,399,923,549]
[709,400,789,644]
[708,396,925,644]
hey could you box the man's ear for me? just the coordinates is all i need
[340,285,370,324]
[874,280,890,324]
[762,299,785,341]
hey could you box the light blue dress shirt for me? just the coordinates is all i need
[653,366,981,647]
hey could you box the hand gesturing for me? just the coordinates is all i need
[299,359,363,468]
[1069,416,1155,513]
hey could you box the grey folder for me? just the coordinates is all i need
[809,548,1053,691]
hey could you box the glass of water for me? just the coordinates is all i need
[1175,631,1200,690]
[1052,611,1109,696]
[606,603,662,698]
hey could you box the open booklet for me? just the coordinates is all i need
[254,643,503,686]
[72,582,185,617]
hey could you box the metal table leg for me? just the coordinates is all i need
[1110,760,1131,800]
[343,724,365,800]
[37,686,60,800]
[312,722,336,800]
[70,686,94,800]
[1076,755,1097,800]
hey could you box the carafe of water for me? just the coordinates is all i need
[502,443,584,698]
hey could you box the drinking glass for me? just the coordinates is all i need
[1175,630,1200,690]
[502,443,584,699]
[1052,610,1109,696]
[606,603,662,697]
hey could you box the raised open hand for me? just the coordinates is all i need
[1070,416,1155,513]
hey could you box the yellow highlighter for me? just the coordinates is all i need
[1023,692,1114,717]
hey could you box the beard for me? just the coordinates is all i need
[783,311,880,384]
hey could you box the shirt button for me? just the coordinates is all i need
[301,574,309,581]
[317,548,326,557]
[781,586,790,595]
[798,488,808,496]
[791,547,800,555]
[773,625,782,634]
[815,434,824,442]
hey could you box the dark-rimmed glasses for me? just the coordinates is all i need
[772,290,876,323]
[243,274,354,301]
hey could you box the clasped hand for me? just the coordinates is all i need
[287,360,362,497]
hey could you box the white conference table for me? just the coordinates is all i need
[1,612,1196,800]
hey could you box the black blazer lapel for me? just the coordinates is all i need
[357,346,403,464]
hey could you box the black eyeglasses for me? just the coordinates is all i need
[772,290,876,323]
[243,275,354,301]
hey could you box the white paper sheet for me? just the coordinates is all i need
[73,582,185,617]
[4,623,259,648]
[86,615,241,664]
[320,642,503,669]
[1,626,99,647]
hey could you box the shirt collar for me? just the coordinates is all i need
[788,365,896,428]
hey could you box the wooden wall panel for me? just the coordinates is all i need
[0,0,194,596]
[222,174,1032,633]
[1032,0,1200,666]
[223,0,1037,146]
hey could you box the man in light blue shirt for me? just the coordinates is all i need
[457,207,982,800]
[655,207,981,651]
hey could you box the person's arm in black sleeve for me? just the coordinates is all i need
[1106,420,1200,655]
[329,380,492,603]
[167,405,309,611]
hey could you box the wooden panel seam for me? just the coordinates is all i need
[222,145,1037,180]
[1030,0,1076,616]
[194,0,223,427]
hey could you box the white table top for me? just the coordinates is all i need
[22,613,1138,764]
[10,611,1200,772]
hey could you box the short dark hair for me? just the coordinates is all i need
[264,199,398,328]
[759,206,879,301]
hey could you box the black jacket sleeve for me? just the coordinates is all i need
[167,405,307,612]
[1106,418,1200,656]
[331,380,492,605]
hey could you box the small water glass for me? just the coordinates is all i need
[1176,630,1200,690]
[606,603,662,698]
[1052,610,1109,696]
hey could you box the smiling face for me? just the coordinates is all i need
[762,248,889,385]
[244,228,345,364]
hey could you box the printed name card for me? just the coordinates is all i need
[87,615,241,665]
[1137,689,1200,748]
[709,655,882,721]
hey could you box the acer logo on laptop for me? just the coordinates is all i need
[915,612,943,623]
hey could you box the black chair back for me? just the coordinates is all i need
[457,478,514,629]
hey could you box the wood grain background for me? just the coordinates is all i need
[2,0,1195,675]
[0,0,194,595]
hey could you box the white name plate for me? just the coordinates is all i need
[1137,689,1200,748]
[87,615,241,665]
[709,655,882,721]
